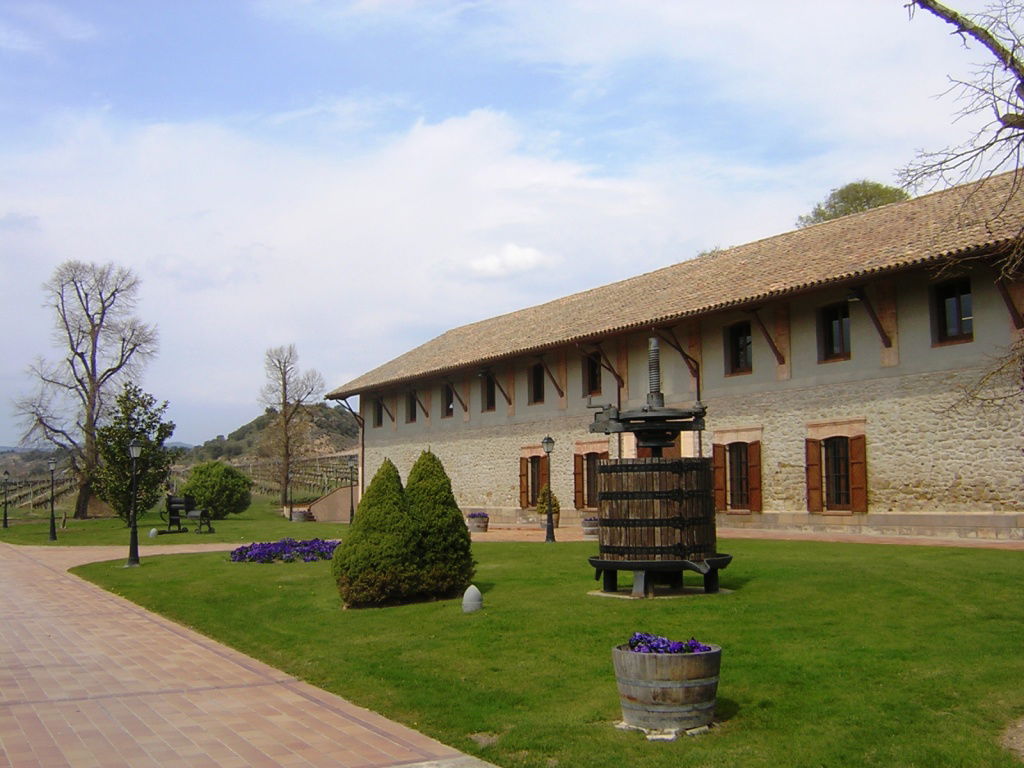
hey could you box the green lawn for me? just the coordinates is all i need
[0,495,342,546]
[72,538,1024,768]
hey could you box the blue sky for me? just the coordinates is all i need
[0,0,995,446]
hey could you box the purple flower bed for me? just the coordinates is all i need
[627,632,712,654]
[230,538,339,564]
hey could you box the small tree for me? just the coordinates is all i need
[181,461,252,520]
[536,483,560,520]
[332,459,420,607]
[796,180,909,228]
[405,450,475,598]
[93,383,176,523]
[259,345,324,508]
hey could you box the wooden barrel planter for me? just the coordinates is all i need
[612,644,721,731]
[597,457,716,562]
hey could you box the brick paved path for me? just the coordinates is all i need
[0,542,495,768]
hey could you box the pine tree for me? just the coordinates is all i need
[406,450,475,598]
[332,459,420,607]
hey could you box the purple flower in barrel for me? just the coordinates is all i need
[613,632,721,733]
[627,632,712,654]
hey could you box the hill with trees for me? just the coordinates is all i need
[187,403,358,463]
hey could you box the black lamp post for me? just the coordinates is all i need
[127,438,142,567]
[2,470,9,529]
[541,435,555,543]
[47,458,57,542]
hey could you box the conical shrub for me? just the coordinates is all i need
[332,459,420,607]
[405,450,475,598]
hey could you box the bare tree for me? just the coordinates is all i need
[904,0,1024,403]
[260,345,325,508]
[902,0,1024,267]
[17,261,158,519]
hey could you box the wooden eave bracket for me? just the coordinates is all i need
[414,391,430,418]
[745,309,787,364]
[653,326,703,402]
[339,398,366,427]
[654,328,699,378]
[537,356,565,398]
[445,380,468,412]
[375,396,395,422]
[579,342,625,388]
[481,368,512,405]
[849,287,893,348]
[996,279,1024,329]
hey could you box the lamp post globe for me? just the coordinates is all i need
[541,436,555,543]
[47,458,57,542]
[126,439,143,567]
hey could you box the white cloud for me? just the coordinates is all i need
[468,243,548,278]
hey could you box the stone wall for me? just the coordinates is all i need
[705,366,1023,514]
[362,366,1023,530]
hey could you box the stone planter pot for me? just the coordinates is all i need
[466,517,489,533]
[581,520,599,539]
[612,644,721,731]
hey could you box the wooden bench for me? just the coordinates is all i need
[160,495,215,534]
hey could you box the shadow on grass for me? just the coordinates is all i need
[715,696,741,722]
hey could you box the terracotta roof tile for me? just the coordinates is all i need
[328,171,1023,399]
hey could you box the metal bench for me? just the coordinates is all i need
[160,495,215,534]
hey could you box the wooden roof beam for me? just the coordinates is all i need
[848,286,893,348]
[745,308,787,363]
[996,278,1024,329]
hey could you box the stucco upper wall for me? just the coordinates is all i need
[360,263,1020,437]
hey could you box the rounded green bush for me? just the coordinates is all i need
[180,461,253,520]
[405,450,475,598]
[332,459,420,607]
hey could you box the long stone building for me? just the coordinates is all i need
[328,173,1024,539]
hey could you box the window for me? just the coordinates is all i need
[933,278,973,343]
[805,434,866,513]
[482,373,496,412]
[528,362,545,404]
[583,352,602,396]
[712,441,762,512]
[573,450,609,509]
[819,302,851,361]
[372,398,383,428]
[725,321,753,374]
[442,383,455,418]
[727,442,749,508]
[519,453,549,508]
[822,436,850,509]
[406,390,417,423]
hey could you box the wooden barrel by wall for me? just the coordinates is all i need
[612,644,721,731]
[596,457,715,562]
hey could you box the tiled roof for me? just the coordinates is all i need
[328,172,1024,399]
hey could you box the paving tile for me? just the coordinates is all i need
[0,542,498,768]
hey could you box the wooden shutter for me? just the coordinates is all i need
[747,440,762,512]
[850,434,867,513]
[519,457,529,509]
[540,454,550,491]
[573,454,584,509]
[712,443,726,512]
[805,438,823,513]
